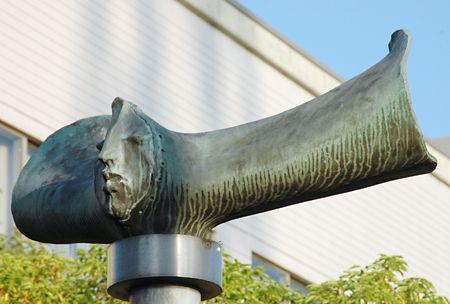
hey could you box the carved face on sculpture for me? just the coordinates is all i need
[95,99,155,223]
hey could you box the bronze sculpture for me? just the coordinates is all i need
[11,30,437,302]
[12,30,435,244]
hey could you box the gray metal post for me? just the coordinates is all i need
[107,234,222,303]
[129,285,201,304]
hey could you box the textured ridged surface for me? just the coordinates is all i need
[135,31,435,237]
[12,30,436,243]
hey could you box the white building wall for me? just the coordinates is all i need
[1,0,449,297]
[0,0,318,142]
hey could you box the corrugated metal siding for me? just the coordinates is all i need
[0,0,314,141]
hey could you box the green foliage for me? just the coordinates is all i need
[307,254,449,304]
[0,229,121,304]
[0,231,448,304]
[205,253,305,304]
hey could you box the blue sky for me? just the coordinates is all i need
[237,0,450,139]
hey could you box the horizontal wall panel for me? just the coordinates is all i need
[0,0,314,141]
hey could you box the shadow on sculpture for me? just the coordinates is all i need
[12,30,436,302]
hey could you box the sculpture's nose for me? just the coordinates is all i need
[99,154,114,167]
[97,140,116,167]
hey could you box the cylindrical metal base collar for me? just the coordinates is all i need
[107,234,222,301]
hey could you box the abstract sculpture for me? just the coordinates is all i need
[12,30,436,303]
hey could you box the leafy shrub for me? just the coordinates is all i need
[0,231,448,303]
[205,253,304,303]
[307,254,449,304]
[0,230,120,303]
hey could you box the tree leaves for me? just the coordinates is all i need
[206,253,305,304]
[0,231,448,304]
[307,255,449,304]
[0,229,121,304]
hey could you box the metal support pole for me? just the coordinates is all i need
[130,285,201,304]
[107,234,222,302]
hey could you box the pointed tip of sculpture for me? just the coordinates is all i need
[388,29,411,53]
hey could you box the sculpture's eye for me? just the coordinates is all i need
[127,135,144,146]
[96,140,104,151]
